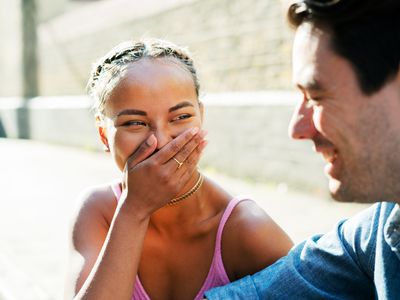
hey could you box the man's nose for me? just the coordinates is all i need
[288,100,317,140]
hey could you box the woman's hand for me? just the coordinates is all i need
[120,127,207,218]
[68,127,207,300]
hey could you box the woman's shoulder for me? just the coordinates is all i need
[76,182,117,210]
[223,198,274,238]
[222,197,293,280]
[71,182,119,232]
[223,197,291,247]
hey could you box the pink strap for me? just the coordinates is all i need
[216,196,251,245]
[195,195,252,300]
[132,276,150,300]
[111,179,122,201]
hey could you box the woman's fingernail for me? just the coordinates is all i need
[146,135,156,146]
[199,130,208,138]
[191,127,199,135]
[199,140,208,151]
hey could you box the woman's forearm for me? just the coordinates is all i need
[74,203,150,300]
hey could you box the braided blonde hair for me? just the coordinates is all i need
[87,38,200,116]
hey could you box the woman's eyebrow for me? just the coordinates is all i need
[113,109,147,120]
[169,101,194,113]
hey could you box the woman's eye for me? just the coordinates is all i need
[172,114,192,122]
[122,120,147,127]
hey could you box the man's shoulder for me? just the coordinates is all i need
[330,202,395,267]
[296,202,395,273]
[341,201,396,234]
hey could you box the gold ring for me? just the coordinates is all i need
[173,157,183,169]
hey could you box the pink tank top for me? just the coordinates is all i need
[111,181,251,300]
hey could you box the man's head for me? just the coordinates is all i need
[287,0,400,95]
[287,0,400,203]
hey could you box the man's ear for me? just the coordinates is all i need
[96,115,110,152]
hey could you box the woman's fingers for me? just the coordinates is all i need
[176,139,208,181]
[163,139,208,204]
[173,130,207,166]
[165,129,207,179]
[154,127,200,165]
[124,135,157,172]
[125,127,205,172]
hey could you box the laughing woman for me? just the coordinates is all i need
[65,39,293,300]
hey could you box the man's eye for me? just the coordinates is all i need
[305,97,320,108]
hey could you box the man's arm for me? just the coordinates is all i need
[205,203,384,300]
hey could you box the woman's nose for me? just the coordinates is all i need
[288,100,317,140]
[154,127,174,149]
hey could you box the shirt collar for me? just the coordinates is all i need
[384,204,400,252]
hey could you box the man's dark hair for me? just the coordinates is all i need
[287,0,400,95]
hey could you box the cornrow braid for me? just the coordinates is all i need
[87,38,200,116]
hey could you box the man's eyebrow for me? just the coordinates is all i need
[168,101,194,113]
[297,79,324,92]
[113,109,147,120]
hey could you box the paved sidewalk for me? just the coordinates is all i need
[0,138,369,300]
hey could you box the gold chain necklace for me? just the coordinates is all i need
[166,173,204,206]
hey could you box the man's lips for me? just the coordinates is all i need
[315,147,338,163]
[313,138,339,178]
[322,151,337,163]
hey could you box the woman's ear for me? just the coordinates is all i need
[199,101,204,123]
[96,115,110,152]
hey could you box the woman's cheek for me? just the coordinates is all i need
[112,130,143,167]
[169,118,201,137]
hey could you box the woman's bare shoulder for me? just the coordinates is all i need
[75,183,117,217]
[70,182,119,245]
[223,199,276,244]
[222,198,293,280]
[75,183,118,213]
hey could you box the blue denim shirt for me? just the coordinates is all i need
[205,202,400,299]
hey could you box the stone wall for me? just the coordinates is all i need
[0,0,22,96]
[0,0,67,97]
[37,0,293,96]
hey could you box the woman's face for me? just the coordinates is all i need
[98,58,203,171]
